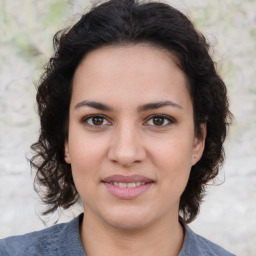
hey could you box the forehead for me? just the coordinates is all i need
[74,44,182,80]
[71,44,191,111]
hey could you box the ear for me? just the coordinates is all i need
[191,123,207,166]
[64,140,71,164]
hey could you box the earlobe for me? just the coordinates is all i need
[192,123,207,166]
[64,141,71,164]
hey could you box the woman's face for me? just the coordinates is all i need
[65,45,205,230]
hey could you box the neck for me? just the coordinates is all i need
[80,210,184,256]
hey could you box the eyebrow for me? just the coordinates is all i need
[75,100,113,111]
[137,101,182,112]
[74,100,182,112]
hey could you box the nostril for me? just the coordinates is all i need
[108,144,146,166]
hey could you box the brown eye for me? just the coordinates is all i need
[152,116,165,126]
[83,115,110,127]
[92,116,104,126]
[146,114,174,127]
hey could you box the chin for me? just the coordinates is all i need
[102,207,153,231]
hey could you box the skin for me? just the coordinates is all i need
[65,44,206,256]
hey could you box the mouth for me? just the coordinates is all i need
[102,174,153,183]
[108,181,148,188]
[101,174,154,199]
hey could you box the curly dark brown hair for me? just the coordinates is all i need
[30,0,232,223]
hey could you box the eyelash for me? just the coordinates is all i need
[81,114,175,128]
[145,114,175,127]
[81,114,111,128]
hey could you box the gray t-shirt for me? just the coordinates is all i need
[0,214,236,256]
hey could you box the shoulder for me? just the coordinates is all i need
[0,222,68,256]
[179,224,236,256]
[191,232,236,256]
[0,214,85,256]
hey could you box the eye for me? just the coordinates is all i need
[145,114,174,127]
[82,115,111,127]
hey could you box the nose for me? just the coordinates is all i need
[107,123,146,167]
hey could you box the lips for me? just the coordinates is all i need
[102,174,154,199]
[102,174,153,183]
[111,181,146,188]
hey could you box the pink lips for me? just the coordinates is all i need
[102,174,153,183]
[102,174,154,200]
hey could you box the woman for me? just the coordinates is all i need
[0,0,234,255]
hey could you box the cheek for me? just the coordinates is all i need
[150,135,194,169]
[68,140,101,203]
[67,132,107,190]
[68,128,108,165]
[149,136,193,189]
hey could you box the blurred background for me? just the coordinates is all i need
[0,0,255,255]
